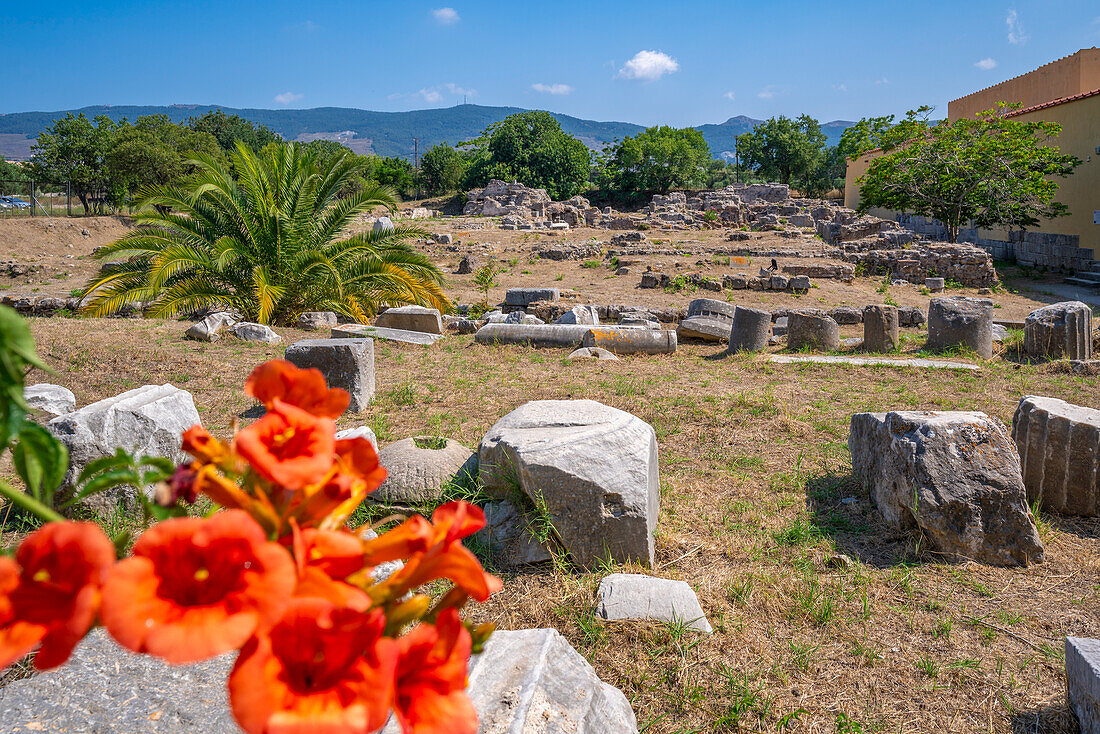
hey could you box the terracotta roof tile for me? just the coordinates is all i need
[1004,87,1100,117]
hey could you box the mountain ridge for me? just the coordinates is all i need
[0,104,855,162]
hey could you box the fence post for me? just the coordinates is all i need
[67,181,71,217]
[29,180,35,216]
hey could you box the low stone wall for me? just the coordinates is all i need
[841,243,999,288]
[896,214,1092,272]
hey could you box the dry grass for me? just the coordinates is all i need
[15,315,1100,733]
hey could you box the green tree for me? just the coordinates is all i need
[606,126,711,195]
[28,113,118,213]
[186,110,281,152]
[419,143,469,195]
[462,111,591,200]
[0,157,28,183]
[857,105,1081,242]
[80,143,448,324]
[371,156,416,197]
[736,115,828,193]
[106,116,225,199]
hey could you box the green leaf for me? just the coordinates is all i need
[74,448,134,486]
[64,468,141,507]
[12,423,69,503]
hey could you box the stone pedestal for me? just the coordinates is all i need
[926,297,994,358]
[1012,395,1100,516]
[862,305,899,353]
[787,309,840,352]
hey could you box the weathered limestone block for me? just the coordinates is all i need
[828,306,862,325]
[335,424,378,451]
[727,306,771,354]
[375,305,443,335]
[1024,301,1092,360]
[926,297,993,358]
[184,312,237,342]
[284,337,375,412]
[229,322,282,344]
[1067,637,1100,734]
[597,573,712,633]
[24,383,76,417]
[295,311,338,331]
[568,347,619,361]
[555,305,600,325]
[374,437,477,505]
[505,288,560,307]
[677,298,735,342]
[787,309,840,352]
[47,385,201,514]
[849,410,1043,566]
[862,305,899,353]
[475,499,555,566]
[479,400,659,568]
[1012,395,1100,516]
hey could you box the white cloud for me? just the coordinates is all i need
[273,92,303,105]
[618,50,679,81]
[757,85,778,100]
[874,77,889,85]
[975,57,998,70]
[723,91,736,101]
[832,83,848,92]
[532,83,573,95]
[432,7,460,25]
[390,83,476,105]
[1006,10,1028,44]
[445,83,476,97]
[417,88,443,103]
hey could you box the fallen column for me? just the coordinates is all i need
[581,328,677,355]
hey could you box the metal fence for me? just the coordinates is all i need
[0,180,121,218]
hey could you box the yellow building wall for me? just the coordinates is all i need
[948,48,1100,120]
[843,92,1100,259]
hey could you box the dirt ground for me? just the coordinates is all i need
[4,213,1100,733]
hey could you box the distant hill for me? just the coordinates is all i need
[0,104,854,162]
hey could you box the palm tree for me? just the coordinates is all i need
[81,142,449,324]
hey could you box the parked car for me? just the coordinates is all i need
[0,196,30,209]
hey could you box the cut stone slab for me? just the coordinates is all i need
[1067,637,1100,734]
[862,305,899,353]
[505,287,560,307]
[677,316,730,342]
[284,338,375,412]
[504,311,546,325]
[184,312,237,342]
[47,384,201,515]
[926,296,993,359]
[295,311,338,331]
[0,628,638,734]
[383,628,638,733]
[374,437,477,504]
[372,216,394,234]
[1024,301,1092,360]
[770,355,978,370]
[24,383,76,417]
[597,573,712,633]
[335,424,378,451]
[0,628,237,733]
[374,305,443,334]
[568,346,619,361]
[331,324,443,345]
[229,322,281,344]
[849,410,1043,566]
[479,400,659,568]
[1012,395,1100,516]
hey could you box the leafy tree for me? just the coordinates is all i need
[835,115,896,162]
[28,113,118,213]
[462,111,590,200]
[857,105,1081,242]
[0,156,28,183]
[419,143,469,195]
[472,261,499,307]
[736,115,829,193]
[106,116,225,198]
[605,126,711,195]
[370,156,416,197]
[81,143,447,324]
[186,110,281,152]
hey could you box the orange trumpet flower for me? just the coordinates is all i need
[235,401,336,491]
[101,510,295,664]
[392,609,477,734]
[245,360,350,419]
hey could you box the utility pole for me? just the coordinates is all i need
[413,138,420,200]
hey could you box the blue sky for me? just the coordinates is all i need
[2,1,1099,125]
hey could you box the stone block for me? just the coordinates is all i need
[374,437,477,504]
[295,311,338,331]
[1012,395,1100,516]
[284,338,375,412]
[597,573,712,633]
[555,305,600,326]
[1024,301,1092,360]
[828,306,862,325]
[505,288,560,307]
[184,312,237,342]
[787,309,840,351]
[331,324,443,345]
[374,305,443,335]
[479,400,659,568]
[727,306,771,354]
[229,322,281,344]
[849,410,1043,566]
[24,383,76,417]
[862,305,899,353]
[1067,637,1100,733]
